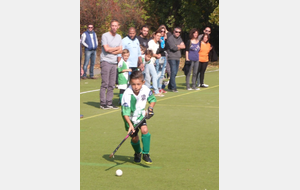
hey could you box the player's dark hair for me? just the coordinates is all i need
[139,25,149,35]
[140,45,146,52]
[110,19,119,25]
[140,25,149,31]
[189,28,199,39]
[145,49,153,57]
[174,26,181,31]
[201,33,210,42]
[130,70,144,81]
[122,49,130,55]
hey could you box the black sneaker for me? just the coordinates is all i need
[100,105,110,109]
[133,153,141,163]
[142,154,152,164]
[107,104,119,109]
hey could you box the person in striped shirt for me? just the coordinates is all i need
[121,70,156,164]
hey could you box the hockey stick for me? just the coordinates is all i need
[109,117,146,158]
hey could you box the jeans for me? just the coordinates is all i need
[83,49,96,78]
[155,56,167,89]
[167,59,180,90]
[144,63,159,94]
[186,60,199,89]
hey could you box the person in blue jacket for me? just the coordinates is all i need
[81,24,98,79]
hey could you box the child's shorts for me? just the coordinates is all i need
[122,116,147,137]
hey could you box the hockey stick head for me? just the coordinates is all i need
[108,117,146,159]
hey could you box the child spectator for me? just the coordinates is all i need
[140,45,147,78]
[144,49,164,97]
[140,45,146,64]
[121,70,156,164]
[117,49,132,104]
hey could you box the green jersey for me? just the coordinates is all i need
[117,58,129,90]
[121,85,156,125]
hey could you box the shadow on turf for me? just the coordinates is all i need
[102,154,150,171]
[84,101,99,108]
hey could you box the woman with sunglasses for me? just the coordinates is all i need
[154,26,168,93]
[158,25,172,84]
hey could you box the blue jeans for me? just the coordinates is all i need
[83,49,96,78]
[168,59,180,90]
[144,64,159,94]
[155,56,167,89]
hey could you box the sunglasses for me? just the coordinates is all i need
[205,30,211,32]
[161,30,165,32]
[88,27,93,28]
[175,31,181,33]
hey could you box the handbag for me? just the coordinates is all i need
[182,60,191,75]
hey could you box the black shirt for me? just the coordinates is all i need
[137,36,149,48]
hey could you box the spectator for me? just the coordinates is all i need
[80,38,83,77]
[197,26,211,41]
[155,26,168,93]
[146,31,164,97]
[117,27,144,73]
[185,28,200,90]
[81,24,98,79]
[140,45,146,63]
[80,39,84,119]
[117,49,132,104]
[197,34,212,88]
[166,27,185,92]
[140,45,147,79]
[158,25,171,86]
[137,25,150,48]
[99,19,122,109]
[196,26,213,86]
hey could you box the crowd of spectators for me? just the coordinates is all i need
[80,20,217,109]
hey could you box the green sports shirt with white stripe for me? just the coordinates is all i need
[117,58,129,90]
[121,85,156,125]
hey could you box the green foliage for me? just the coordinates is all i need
[80,0,219,52]
[209,4,219,26]
[139,0,218,32]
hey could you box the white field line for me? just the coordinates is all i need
[80,69,219,95]
[80,89,100,94]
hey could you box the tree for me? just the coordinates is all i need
[80,0,219,54]
[209,4,219,26]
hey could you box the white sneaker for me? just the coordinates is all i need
[200,84,209,88]
[193,88,200,90]
[155,93,164,97]
[187,88,192,90]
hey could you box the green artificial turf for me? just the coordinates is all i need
[80,69,219,190]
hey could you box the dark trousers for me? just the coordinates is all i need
[167,59,180,90]
[197,62,208,85]
[100,61,117,106]
[119,89,126,105]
